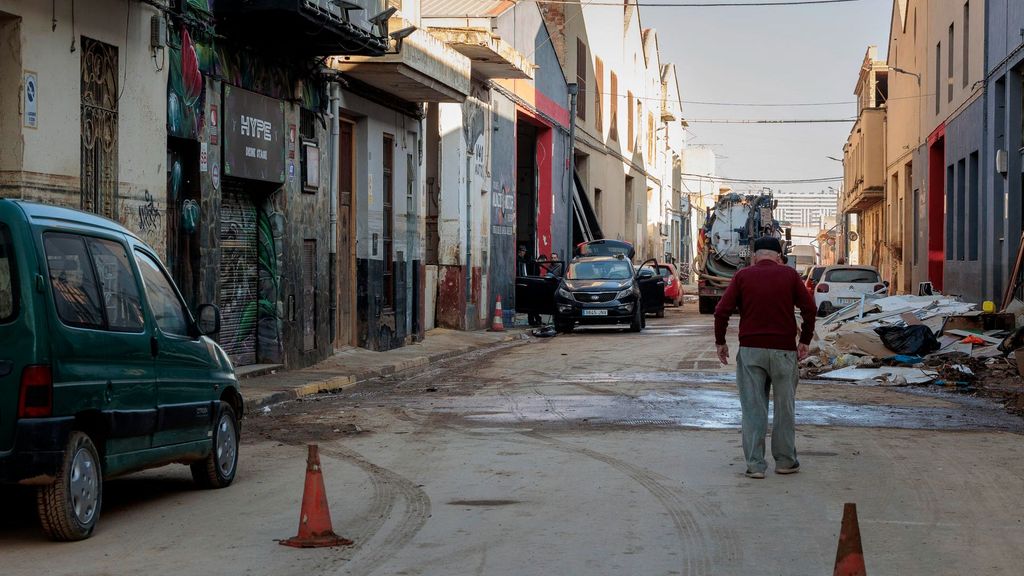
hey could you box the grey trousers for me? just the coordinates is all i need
[736,346,799,473]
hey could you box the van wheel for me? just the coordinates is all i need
[191,402,239,489]
[37,431,103,541]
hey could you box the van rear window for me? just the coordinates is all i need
[0,224,16,322]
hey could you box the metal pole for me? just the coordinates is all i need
[566,83,579,262]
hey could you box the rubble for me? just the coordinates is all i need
[805,292,1024,416]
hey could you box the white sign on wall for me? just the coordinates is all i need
[23,72,38,129]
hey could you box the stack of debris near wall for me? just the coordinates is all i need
[804,295,1024,416]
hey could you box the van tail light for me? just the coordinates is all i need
[18,365,53,418]
[873,284,886,293]
[816,284,830,293]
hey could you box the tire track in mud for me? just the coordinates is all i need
[312,445,432,576]
[517,430,722,576]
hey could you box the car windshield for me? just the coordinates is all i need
[826,268,879,283]
[567,260,634,280]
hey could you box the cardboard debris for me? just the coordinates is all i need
[832,330,893,358]
[818,366,937,385]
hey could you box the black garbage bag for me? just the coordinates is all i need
[873,325,940,356]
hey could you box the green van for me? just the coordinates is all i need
[0,200,242,541]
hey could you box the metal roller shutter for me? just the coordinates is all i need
[218,185,258,366]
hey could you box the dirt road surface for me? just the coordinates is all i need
[3,306,1024,575]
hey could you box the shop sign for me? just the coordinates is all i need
[223,85,285,183]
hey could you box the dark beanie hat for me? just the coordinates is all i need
[753,236,783,254]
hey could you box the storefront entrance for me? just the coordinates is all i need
[218,184,259,366]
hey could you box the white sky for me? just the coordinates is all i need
[644,0,892,196]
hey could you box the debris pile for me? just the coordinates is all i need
[804,294,1024,415]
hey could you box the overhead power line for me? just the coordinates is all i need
[682,172,843,184]
[684,118,856,124]
[531,0,863,7]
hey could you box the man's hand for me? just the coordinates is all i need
[797,343,809,361]
[716,344,730,365]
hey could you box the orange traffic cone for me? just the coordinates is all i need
[490,294,505,332]
[280,445,353,548]
[833,502,866,576]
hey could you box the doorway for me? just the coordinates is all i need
[928,132,945,291]
[516,122,538,260]
[336,119,356,347]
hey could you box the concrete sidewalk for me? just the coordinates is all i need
[239,328,527,411]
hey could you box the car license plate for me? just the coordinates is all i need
[582,309,608,316]
[837,298,859,305]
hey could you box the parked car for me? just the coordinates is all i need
[657,263,684,307]
[574,238,635,259]
[813,265,887,316]
[516,252,663,333]
[803,265,826,293]
[0,200,241,541]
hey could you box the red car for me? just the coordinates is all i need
[803,265,826,294]
[657,263,684,307]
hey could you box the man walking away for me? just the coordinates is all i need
[714,237,817,479]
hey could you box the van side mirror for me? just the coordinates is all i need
[196,304,221,336]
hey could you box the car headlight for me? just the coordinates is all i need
[557,288,573,300]
[615,287,632,300]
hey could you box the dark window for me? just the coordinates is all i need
[576,39,587,121]
[935,42,941,114]
[135,250,190,336]
[825,268,880,284]
[968,151,979,260]
[383,133,395,309]
[300,108,316,140]
[946,164,954,260]
[956,158,966,260]
[812,266,826,283]
[88,237,144,332]
[912,188,920,265]
[947,24,954,102]
[44,233,104,329]
[0,223,17,323]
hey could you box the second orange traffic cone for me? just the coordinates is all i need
[490,294,505,332]
[280,444,353,548]
[833,502,866,576]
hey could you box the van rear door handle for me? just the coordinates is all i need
[0,360,11,378]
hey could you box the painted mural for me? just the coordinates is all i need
[167,25,205,140]
[258,191,286,364]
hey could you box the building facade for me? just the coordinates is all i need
[841,47,888,270]
[984,0,1024,304]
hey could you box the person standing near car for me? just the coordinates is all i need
[714,237,817,479]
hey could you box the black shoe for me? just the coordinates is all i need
[776,464,800,475]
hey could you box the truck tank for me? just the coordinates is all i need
[695,192,786,314]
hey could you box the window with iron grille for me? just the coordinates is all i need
[300,108,316,140]
[382,134,394,309]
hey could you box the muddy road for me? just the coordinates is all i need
[4,307,1024,575]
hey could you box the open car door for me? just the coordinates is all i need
[515,261,563,316]
[637,259,665,315]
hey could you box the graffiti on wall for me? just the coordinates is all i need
[136,190,162,234]
[257,190,285,363]
[168,26,205,140]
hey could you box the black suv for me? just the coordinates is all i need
[515,240,664,333]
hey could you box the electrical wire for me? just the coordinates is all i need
[682,172,842,184]
[527,0,864,6]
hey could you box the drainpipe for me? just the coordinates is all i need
[328,81,341,343]
[566,83,579,261]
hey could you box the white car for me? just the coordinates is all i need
[813,265,887,316]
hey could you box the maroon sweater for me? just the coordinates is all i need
[713,260,817,351]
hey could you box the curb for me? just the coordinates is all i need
[244,332,526,413]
